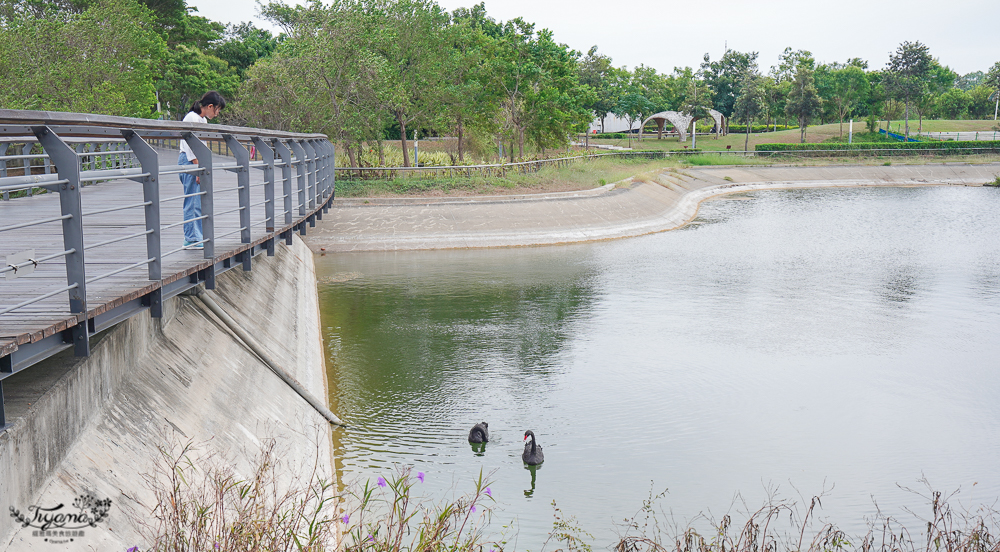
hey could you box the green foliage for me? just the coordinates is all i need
[732,67,765,150]
[884,41,933,135]
[726,124,797,133]
[211,22,279,78]
[755,140,1000,154]
[785,62,822,142]
[0,0,165,117]
[968,84,996,119]
[701,49,759,118]
[935,88,973,119]
[157,44,238,119]
[681,79,714,120]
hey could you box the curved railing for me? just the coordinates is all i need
[0,110,335,427]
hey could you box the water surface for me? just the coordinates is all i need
[318,185,1000,548]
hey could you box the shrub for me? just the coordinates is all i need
[727,124,798,134]
[755,140,1000,156]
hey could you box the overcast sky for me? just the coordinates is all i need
[189,0,999,76]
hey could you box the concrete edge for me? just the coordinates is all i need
[321,175,991,253]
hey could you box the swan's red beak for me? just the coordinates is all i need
[523,435,528,441]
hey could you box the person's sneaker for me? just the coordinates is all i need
[183,241,204,250]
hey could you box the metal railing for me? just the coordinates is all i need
[0,109,335,428]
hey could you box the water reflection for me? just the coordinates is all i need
[523,464,540,498]
[470,442,487,456]
[318,186,1000,549]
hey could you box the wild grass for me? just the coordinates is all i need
[334,157,670,198]
[612,480,1000,552]
[134,437,1000,552]
[133,438,339,551]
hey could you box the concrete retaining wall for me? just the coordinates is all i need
[306,163,1000,251]
[0,235,333,550]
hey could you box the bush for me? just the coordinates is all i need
[755,140,1000,155]
[727,124,798,133]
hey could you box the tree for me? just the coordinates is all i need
[440,6,499,162]
[701,49,759,119]
[614,92,654,148]
[967,84,995,120]
[935,88,972,119]
[0,0,165,117]
[987,62,1000,120]
[211,22,279,78]
[828,66,869,137]
[680,79,713,144]
[956,71,984,90]
[732,68,765,151]
[884,41,932,138]
[369,0,451,167]
[158,44,239,118]
[579,46,617,132]
[784,63,822,143]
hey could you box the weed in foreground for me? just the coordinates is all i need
[612,479,999,552]
[135,437,339,551]
[135,439,999,552]
[341,467,503,552]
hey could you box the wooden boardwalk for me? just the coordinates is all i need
[1,147,325,360]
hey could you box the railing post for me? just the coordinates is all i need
[20,144,32,197]
[302,140,317,210]
[273,140,294,228]
[183,132,215,263]
[325,140,336,203]
[1,143,7,200]
[33,126,89,356]
[123,130,163,317]
[289,141,307,218]
[252,137,275,233]
[222,134,252,246]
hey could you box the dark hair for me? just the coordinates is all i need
[190,91,227,115]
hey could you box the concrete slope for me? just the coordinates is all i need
[0,236,333,551]
[307,163,1000,252]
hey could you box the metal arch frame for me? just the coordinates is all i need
[0,110,337,430]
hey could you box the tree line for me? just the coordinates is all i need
[2,0,999,164]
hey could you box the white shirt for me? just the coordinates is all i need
[179,110,208,160]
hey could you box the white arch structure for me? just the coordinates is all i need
[640,110,726,142]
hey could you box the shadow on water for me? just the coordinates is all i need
[523,464,540,498]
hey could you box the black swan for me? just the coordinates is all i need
[522,430,544,465]
[468,422,489,443]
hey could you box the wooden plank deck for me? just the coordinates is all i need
[1,148,308,356]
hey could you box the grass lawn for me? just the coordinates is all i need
[583,120,1000,152]
[335,151,1000,198]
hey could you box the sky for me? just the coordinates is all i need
[189,0,999,76]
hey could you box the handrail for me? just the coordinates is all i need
[0,109,336,414]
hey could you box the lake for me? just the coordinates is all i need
[317,185,1000,549]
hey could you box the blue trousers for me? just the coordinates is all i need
[178,151,202,244]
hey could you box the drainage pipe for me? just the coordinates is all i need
[189,287,346,427]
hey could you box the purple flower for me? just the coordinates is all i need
[377,476,386,488]
[470,505,476,513]
[342,514,350,524]
[128,548,138,552]
[214,544,220,550]
[417,472,425,483]
[368,534,375,542]
[485,487,491,497]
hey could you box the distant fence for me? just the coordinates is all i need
[918,131,1000,142]
[333,151,703,182]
